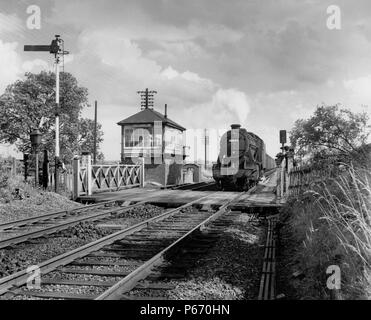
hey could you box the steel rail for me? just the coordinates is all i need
[0,200,148,249]
[188,182,217,191]
[0,200,118,231]
[258,215,278,300]
[0,192,217,296]
[96,191,248,300]
[171,181,215,190]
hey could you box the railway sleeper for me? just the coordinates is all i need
[16,290,97,300]
[70,259,141,267]
[40,278,117,287]
[56,268,130,277]
[86,252,148,259]
[121,295,168,300]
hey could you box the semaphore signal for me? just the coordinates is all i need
[24,35,69,193]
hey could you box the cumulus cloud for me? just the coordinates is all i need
[344,75,371,104]
[0,40,21,93]
[22,59,49,72]
[68,26,250,159]
[0,40,54,94]
[4,0,371,160]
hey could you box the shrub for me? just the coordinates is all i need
[286,163,371,299]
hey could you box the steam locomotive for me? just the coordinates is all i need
[212,124,275,191]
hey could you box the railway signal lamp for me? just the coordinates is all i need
[50,39,60,54]
[30,129,42,150]
[279,130,287,145]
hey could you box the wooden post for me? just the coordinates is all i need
[140,157,145,187]
[116,162,120,188]
[42,150,49,189]
[72,157,80,200]
[280,158,285,199]
[11,157,16,176]
[35,152,39,187]
[93,100,98,165]
[286,153,294,196]
[276,164,282,201]
[86,154,92,196]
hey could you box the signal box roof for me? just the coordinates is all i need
[117,108,186,131]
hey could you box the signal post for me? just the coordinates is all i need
[24,35,69,192]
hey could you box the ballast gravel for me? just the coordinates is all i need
[0,204,165,279]
[125,213,265,300]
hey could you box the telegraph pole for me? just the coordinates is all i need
[24,35,69,192]
[204,128,209,169]
[93,100,97,164]
[137,88,157,109]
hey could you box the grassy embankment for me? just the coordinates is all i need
[278,156,371,299]
[0,169,80,223]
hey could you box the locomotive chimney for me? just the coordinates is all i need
[231,124,241,129]
[164,104,168,119]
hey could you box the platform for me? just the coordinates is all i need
[77,170,281,210]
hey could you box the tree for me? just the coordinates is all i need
[78,118,104,161]
[290,104,370,162]
[0,71,104,163]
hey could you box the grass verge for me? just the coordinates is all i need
[277,163,371,299]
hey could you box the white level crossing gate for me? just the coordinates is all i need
[72,155,144,199]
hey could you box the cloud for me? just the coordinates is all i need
[344,75,371,104]
[0,12,23,35]
[186,20,244,47]
[5,0,371,161]
[68,26,250,160]
[22,59,49,72]
[0,40,21,93]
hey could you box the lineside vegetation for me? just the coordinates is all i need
[280,104,371,299]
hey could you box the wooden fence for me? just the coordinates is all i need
[276,155,341,199]
[0,157,20,176]
[276,156,292,202]
[72,155,144,199]
[47,167,74,196]
[0,156,144,200]
[287,165,340,196]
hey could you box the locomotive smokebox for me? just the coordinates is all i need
[231,124,241,129]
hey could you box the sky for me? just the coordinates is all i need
[1,0,371,161]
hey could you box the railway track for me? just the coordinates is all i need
[171,181,217,191]
[0,191,248,300]
[98,210,244,300]
[0,200,149,249]
[258,215,278,300]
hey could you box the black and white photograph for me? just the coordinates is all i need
[0,0,370,311]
